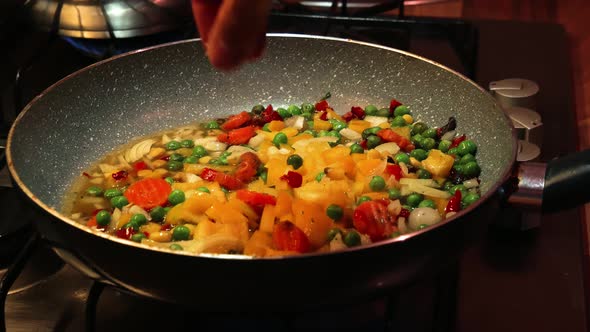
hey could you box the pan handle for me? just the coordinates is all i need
[542,149,590,213]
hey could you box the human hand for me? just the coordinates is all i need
[191,0,273,70]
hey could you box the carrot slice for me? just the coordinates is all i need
[221,111,251,131]
[124,178,172,210]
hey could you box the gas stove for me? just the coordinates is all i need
[0,6,587,332]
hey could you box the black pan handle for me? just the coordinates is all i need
[542,149,590,213]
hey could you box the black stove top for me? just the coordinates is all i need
[0,8,587,332]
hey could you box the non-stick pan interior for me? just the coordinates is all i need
[9,35,515,210]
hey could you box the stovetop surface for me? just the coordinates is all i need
[0,11,587,332]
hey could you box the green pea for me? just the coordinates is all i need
[391,116,406,127]
[302,112,313,121]
[104,188,123,199]
[252,104,265,114]
[184,156,198,164]
[192,145,208,158]
[417,169,432,179]
[422,128,437,139]
[277,107,291,119]
[462,192,480,208]
[262,123,271,132]
[169,153,184,162]
[165,141,181,150]
[402,204,414,211]
[392,153,409,165]
[450,184,467,196]
[315,172,325,182]
[150,206,166,221]
[443,181,454,192]
[301,103,315,113]
[366,135,382,149]
[288,104,301,115]
[172,225,191,241]
[219,151,231,164]
[417,224,429,230]
[260,170,268,183]
[131,233,146,243]
[130,214,147,226]
[180,139,194,148]
[326,204,344,221]
[86,186,103,197]
[197,186,210,193]
[388,188,401,200]
[168,190,185,205]
[206,121,220,129]
[343,231,361,247]
[369,176,386,191]
[376,108,390,117]
[447,147,459,155]
[357,196,372,205]
[463,161,481,178]
[438,140,452,153]
[169,243,184,251]
[287,154,304,170]
[421,138,436,150]
[362,127,381,139]
[167,161,183,171]
[302,129,317,137]
[406,193,424,207]
[318,130,329,137]
[329,119,347,132]
[457,140,477,156]
[163,207,172,213]
[459,153,476,165]
[350,143,364,154]
[410,149,428,161]
[393,105,410,117]
[164,177,174,185]
[123,220,139,231]
[411,122,428,135]
[111,196,129,209]
[411,134,424,146]
[95,210,111,227]
[327,228,343,241]
[418,199,436,209]
[364,105,378,115]
[273,132,288,146]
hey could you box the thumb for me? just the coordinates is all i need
[206,0,272,70]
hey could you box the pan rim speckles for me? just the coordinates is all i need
[6,34,518,260]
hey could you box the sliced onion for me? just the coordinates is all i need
[124,139,156,163]
[329,233,347,252]
[387,199,402,216]
[192,234,244,254]
[285,115,305,130]
[184,173,201,183]
[363,115,388,127]
[441,130,456,141]
[129,205,149,219]
[375,142,400,156]
[340,128,362,140]
[292,136,338,150]
[398,217,408,233]
[248,133,265,148]
[205,141,227,152]
[463,178,480,189]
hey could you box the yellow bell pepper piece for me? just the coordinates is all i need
[313,119,332,131]
[268,120,285,132]
[421,149,455,178]
[348,119,371,134]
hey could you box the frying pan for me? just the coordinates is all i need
[6,35,590,311]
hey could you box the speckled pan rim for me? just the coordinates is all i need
[6,34,518,261]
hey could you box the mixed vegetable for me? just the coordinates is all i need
[66,96,482,256]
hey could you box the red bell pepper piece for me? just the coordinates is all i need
[236,189,277,207]
[376,128,413,151]
[353,200,398,241]
[385,164,403,180]
[449,135,466,149]
[133,161,148,171]
[351,106,365,119]
[272,221,310,253]
[445,190,462,213]
[280,171,303,188]
[221,111,251,131]
[217,126,256,145]
[389,98,403,113]
[315,99,329,112]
